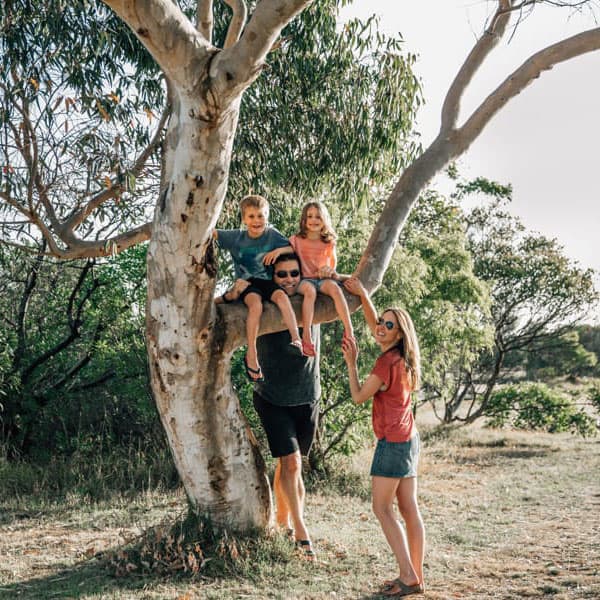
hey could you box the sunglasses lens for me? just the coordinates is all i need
[276,269,300,278]
[377,317,394,330]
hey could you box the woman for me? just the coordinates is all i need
[342,277,425,597]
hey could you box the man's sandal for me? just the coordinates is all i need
[381,578,423,597]
[295,539,316,560]
[243,355,264,382]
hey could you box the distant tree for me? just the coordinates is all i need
[576,324,600,376]
[433,187,598,423]
[520,330,597,380]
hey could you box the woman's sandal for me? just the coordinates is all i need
[381,578,424,597]
[243,354,264,382]
[295,539,316,560]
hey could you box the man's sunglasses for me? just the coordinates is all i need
[275,269,300,278]
[377,317,395,330]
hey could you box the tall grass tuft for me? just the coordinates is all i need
[0,438,179,506]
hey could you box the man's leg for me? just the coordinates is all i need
[273,459,291,530]
[277,450,310,542]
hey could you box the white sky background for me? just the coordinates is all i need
[339,1,600,296]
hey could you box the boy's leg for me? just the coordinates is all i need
[270,289,301,345]
[296,280,316,349]
[244,292,263,377]
[320,279,354,337]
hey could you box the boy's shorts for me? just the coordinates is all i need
[299,277,344,293]
[239,277,283,302]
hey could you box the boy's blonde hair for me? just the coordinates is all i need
[386,307,421,391]
[298,201,336,243]
[240,194,269,216]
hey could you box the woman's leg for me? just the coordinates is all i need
[244,292,263,377]
[396,476,425,586]
[319,279,354,338]
[371,475,420,586]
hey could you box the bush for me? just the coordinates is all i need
[486,382,597,437]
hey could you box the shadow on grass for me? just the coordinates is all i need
[0,560,154,600]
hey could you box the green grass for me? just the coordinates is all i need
[1,419,599,599]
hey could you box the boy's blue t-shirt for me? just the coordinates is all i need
[216,227,289,280]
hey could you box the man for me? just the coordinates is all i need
[218,253,319,558]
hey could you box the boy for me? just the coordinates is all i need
[215,195,303,381]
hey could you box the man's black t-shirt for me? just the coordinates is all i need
[254,325,321,407]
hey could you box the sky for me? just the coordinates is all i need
[339,1,600,292]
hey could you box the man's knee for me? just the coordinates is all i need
[280,452,302,476]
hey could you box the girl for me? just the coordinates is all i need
[341,277,425,597]
[289,201,354,357]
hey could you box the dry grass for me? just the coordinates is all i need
[1,419,598,599]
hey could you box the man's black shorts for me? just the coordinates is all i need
[252,392,318,457]
[239,277,282,302]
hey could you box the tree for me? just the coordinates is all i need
[432,190,598,423]
[2,0,600,530]
[0,242,152,457]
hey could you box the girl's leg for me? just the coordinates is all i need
[371,475,420,587]
[319,279,354,338]
[244,293,263,378]
[296,280,316,353]
[396,477,425,586]
[270,289,301,345]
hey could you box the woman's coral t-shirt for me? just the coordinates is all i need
[370,349,415,443]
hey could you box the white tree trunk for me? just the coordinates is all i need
[146,89,272,528]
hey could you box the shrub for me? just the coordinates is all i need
[486,382,597,437]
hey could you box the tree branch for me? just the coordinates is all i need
[213,0,314,93]
[458,26,600,152]
[101,0,214,89]
[441,0,512,132]
[197,0,214,40]
[62,106,169,233]
[222,0,247,49]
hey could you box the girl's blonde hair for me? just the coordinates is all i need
[298,201,336,243]
[386,307,421,391]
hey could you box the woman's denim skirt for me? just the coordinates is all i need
[370,432,420,478]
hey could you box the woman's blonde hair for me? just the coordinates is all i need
[386,307,421,391]
[298,201,336,243]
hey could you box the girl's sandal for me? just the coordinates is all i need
[302,339,316,357]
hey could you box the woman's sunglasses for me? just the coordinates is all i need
[275,269,300,278]
[377,317,395,330]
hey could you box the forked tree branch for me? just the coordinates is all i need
[62,105,169,233]
[355,2,600,294]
